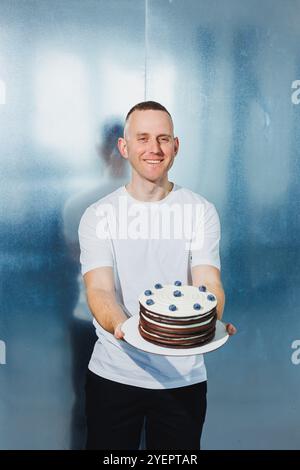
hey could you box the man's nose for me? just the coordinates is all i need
[148,139,162,154]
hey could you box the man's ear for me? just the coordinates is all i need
[117,137,128,159]
[174,137,179,156]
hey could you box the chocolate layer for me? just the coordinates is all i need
[139,313,217,336]
[138,323,216,349]
[139,308,217,348]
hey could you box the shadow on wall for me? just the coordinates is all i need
[62,118,129,449]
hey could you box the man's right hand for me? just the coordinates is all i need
[114,321,126,340]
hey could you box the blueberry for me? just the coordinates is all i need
[144,290,152,296]
[174,280,182,286]
[173,290,182,297]
[169,304,177,311]
[154,283,163,289]
[198,285,207,292]
[207,294,216,301]
[193,303,201,310]
[146,299,154,306]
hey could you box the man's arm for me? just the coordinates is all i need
[83,266,128,339]
[191,264,236,335]
[191,264,225,320]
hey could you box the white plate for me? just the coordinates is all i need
[121,314,229,356]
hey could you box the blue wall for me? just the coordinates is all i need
[0,0,299,449]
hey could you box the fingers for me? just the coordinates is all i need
[114,322,125,340]
[226,323,237,336]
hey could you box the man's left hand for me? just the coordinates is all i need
[226,323,237,335]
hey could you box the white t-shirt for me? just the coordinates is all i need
[78,183,221,389]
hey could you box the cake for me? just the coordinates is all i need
[138,281,217,349]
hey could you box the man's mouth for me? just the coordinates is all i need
[144,159,163,165]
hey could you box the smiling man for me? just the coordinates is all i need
[119,106,179,200]
[78,101,236,451]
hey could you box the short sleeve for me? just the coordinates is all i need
[78,206,114,276]
[190,201,221,271]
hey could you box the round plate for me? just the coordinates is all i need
[121,314,229,356]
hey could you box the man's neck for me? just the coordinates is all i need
[125,178,173,202]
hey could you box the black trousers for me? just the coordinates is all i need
[85,369,207,450]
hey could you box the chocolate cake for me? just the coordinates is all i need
[138,281,217,349]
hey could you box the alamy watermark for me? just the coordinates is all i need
[291,339,300,365]
[94,197,205,250]
[0,340,6,365]
[0,79,5,105]
[291,80,300,104]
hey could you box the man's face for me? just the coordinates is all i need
[118,110,179,183]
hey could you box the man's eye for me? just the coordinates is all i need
[138,138,147,141]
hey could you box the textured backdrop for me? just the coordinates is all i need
[0,0,299,449]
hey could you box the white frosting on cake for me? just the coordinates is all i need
[139,284,217,318]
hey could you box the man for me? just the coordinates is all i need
[78,101,236,450]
